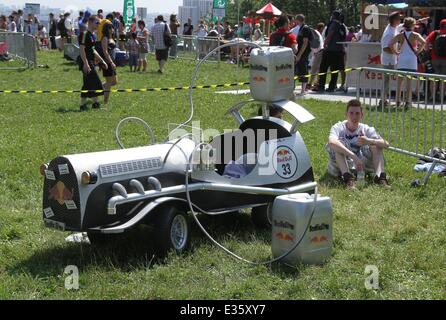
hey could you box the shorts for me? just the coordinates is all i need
[139,53,147,60]
[81,62,104,98]
[102,61,117,77]
[326,142,375,177]
[432,59,446,75]
[295,53,310,83]
[129,54,138,66]
[155,49,169,61]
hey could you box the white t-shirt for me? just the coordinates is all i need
[381,23,404,66]
[64,18,72,32]
[290,25,300,38]
[197,25,207,37]
[329,120,381,155]
[311,29,324,53]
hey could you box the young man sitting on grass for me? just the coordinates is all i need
[326,99,390,189]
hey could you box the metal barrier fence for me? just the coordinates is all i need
[0,31,37,69]
[169,35,221,62]
[356,67,446,183]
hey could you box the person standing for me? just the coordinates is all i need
[78,15,107,111]
[313,10,347,93]
[196,20,208,59]
[389,17,426,109]
[294,14,312,95]
[118,15,126,51]
[0,16,7,30]
[15,10,23,32]
[126,32,140,72]
[308,22,325,90]
[64,13,73,43]
[425,19,446,100]
[169,14,180,58]
[183,18,194,52]
[253,23,262,41]
[48,13,57,50]
[74,11,83,36]
[151,15,171,74]
[8,15,17,32]
[129,17,137,34]
[290,15,301,39]
[380,11,403,106]
[98,23,118,106]
[136,20,149,72]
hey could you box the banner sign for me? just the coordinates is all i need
[123,0,135,32]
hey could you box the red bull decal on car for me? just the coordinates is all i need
[48,181,74,206]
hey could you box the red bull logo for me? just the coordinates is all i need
[276,147,293,164]
[278,77,291,84]
[48,181,74,205]
[275,231,294,242]
[310,235,329,244]
[277,149,291,157]
[252,75,266,82]
[367,54,381,65]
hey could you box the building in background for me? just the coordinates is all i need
[178,0,213,34]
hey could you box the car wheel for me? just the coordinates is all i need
[251,203,273,229]
[152,205,191,257]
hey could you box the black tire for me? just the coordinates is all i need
[152,205,191,257]
[251,204,273,229]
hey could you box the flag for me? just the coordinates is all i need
[123,0,135,32]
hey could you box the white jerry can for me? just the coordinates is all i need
[249,46,295,102]
[271,193,333,266]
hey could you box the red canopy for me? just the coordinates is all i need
[256,2,282,17]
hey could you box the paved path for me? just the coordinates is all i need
[217,87,445,111]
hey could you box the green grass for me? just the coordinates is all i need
[0,51,445,300]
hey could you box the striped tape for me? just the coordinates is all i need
[0,68,361,94]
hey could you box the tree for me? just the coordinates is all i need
[226,0,362,28]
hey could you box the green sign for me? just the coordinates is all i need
[213,0,226,9]
[123,0,135,32]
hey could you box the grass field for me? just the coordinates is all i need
[0,50,445,300]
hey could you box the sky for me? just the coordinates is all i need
[1,0,183,14]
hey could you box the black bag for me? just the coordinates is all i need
[270,32,290,46]
[164,24,173,48]
[434,31,446,58]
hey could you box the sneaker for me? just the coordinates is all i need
[79,104,88,112]
[92,102,101,109]
[335,86,346,92]
[374,172,390,189]
[342,172,357,190]
[326,88,335,93]
[312,87,325,93]
[157,69,163,74]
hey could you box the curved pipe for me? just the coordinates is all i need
[147,176,162,191]
[107,181,317,215]
[112,183,128,199]
[130,179,145,195]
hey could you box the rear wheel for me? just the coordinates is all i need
[251,203,273,229]
[152,205,191,257]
